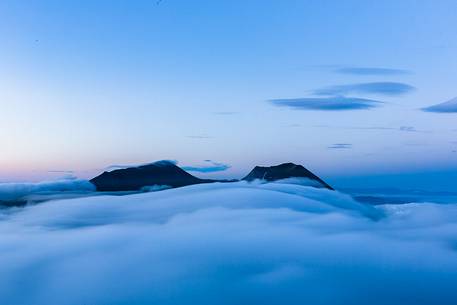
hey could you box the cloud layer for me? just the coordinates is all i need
[422,97,457,113]
[328,143,352,149]
[270,96,382,111]
[314,125,429,133]
[0,181,457,304]
[213,111,239,115]
[314,82,415,96]
[0,178,95,202]
[103,160,178,172]
[182,160,231,173]
[335,67,410,76]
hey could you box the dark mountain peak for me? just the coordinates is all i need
[242,162,333,190]
[139,160,177,168]
[90,160,212,191]
[252,162,300,171]
[90,160,333,192]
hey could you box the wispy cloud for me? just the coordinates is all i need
[314,82,415,96]
[355,125,427,133]
[422,97,457,113]
[285,123,301,128]
[348,126,396,131]
[48,170,74,174]
[404,143,429,147]
[104,164,137,171]
[346,126,419,132]
[0,179,95,202]
[46,170,77,180]
[270,96,383,111]
[186,135,213,139]
[213,111,239,115]
[314,125,430,133]
[104,160,178,172]
[328,143,352,149]
[335,67,411,76]
[399,126,417,132]
[182,160,231,173]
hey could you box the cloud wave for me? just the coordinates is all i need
[0,181,457,304]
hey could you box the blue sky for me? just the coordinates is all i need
[0,0,456,189]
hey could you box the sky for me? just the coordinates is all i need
[0,0,456,189]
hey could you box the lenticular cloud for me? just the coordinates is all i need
[0,181,457,305]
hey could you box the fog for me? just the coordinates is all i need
[0,178,95,202]
[0,180,456,304]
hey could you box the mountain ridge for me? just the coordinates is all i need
[90,160,333,192]
[242,162,334,190]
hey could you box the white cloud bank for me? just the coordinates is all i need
[0,181,456,305]
[0,178,95,202]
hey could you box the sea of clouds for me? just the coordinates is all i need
[0,178,96,203]
[0,180,457,304]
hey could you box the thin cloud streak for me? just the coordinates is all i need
[314,82,415,96]
[213,111,239,115]
[47,170,75,174]
[103,160,178,172]
[270,96,383,111]
[328,143,353,149]
[335,67,411,76]
[186,135,213,139]
[314,125,431,133]
[182,160,231,173]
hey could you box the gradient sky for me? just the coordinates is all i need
[1,0,456,189]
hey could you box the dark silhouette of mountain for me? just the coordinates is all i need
[242,162,333,190]
[90,160,333,192]
[90,161,219,191]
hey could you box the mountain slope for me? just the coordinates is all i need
[422,96,457,113]
[90,161,214,191]
[242,162,333,190]
[90,161,333,192]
